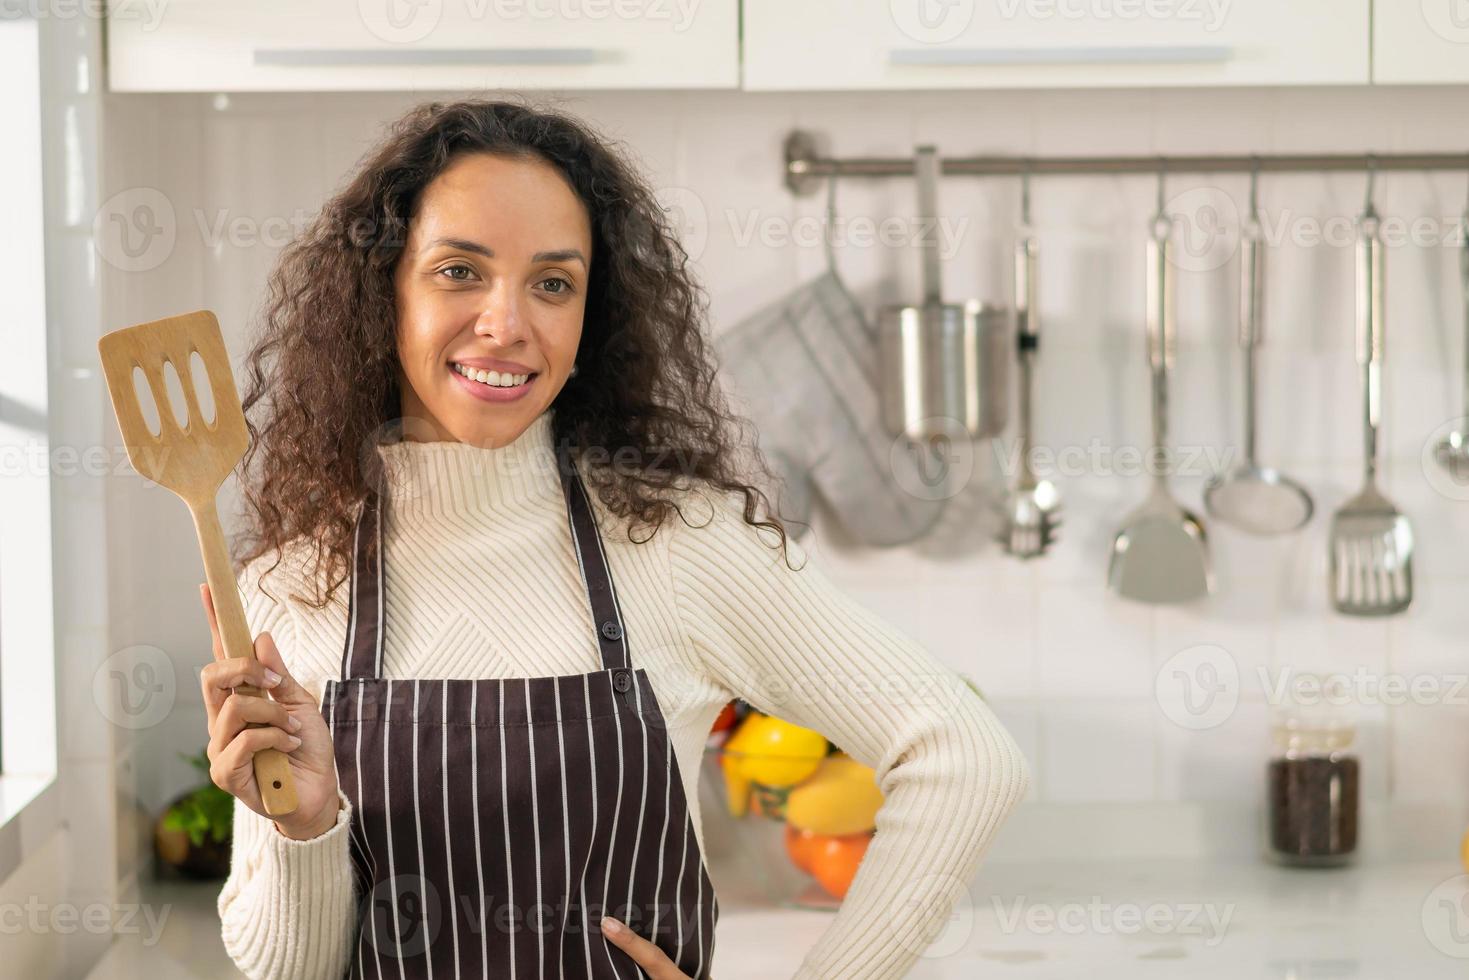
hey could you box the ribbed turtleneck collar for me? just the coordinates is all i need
[375,410,565,521]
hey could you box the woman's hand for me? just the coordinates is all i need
[199,583,341,840]
[599,917,702,979]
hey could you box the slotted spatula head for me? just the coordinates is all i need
[98,310,247,505]
[1328,484,1414,616]
[98,310,302,817]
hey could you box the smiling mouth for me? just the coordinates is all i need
[451,363,537,389]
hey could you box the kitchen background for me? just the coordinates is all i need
[5,1,1469,977]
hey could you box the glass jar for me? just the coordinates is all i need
[1266,677,1360,867]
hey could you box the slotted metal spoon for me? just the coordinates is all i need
[1108,206,1212,603]
[1330,193,1413,616]
[99,310,299,816]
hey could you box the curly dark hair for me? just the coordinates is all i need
[234,95,800,609]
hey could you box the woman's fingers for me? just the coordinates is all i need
[250,631,318,707]
[207,690,299,759]
[599,918,693,980]
[195,585,340,826]
[210,725,303,798]
[200,650,283,729]
[199,584,299,694]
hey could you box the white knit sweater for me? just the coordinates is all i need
[217,409,1030,979]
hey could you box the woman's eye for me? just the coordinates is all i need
[440,264,476,282]
[540,276,574,296]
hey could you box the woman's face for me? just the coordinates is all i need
[393,151,592,446]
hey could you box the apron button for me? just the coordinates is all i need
[612,670,633,693]
[600,620,623,641]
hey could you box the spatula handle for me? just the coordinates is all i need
[1459,209,1469,420]
[1356,207,1384,484]
[1145,217,1174,468]
[192,498,300,817]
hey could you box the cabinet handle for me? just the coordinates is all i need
[889,45,1232,67]
[254,47,600,67]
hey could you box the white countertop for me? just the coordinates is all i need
[711,859,1469,979]
[88,859,1469,979]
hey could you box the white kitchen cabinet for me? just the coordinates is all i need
[743,0,1369,90]
[107,0,738,93]
[1374,0,1469,83]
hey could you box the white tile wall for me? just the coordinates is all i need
[0,10,121,980]
[99,85,1469,866]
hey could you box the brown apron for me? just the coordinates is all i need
[321,440,718,979]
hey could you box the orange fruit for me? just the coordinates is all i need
[710,702,738,736]
[807,832,872,901]
[784,824,818,874]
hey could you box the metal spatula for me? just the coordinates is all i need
[99,310,299,816]
[1329,205,1413,616]
[1108,214,1212,604]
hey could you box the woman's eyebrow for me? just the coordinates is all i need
[427,237,586,267]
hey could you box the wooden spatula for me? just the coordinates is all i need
[98,310,299,816]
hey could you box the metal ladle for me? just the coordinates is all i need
[1204,164,1315,535]
[1433,181,1469,482]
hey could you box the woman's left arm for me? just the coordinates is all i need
[667,488,1031,980]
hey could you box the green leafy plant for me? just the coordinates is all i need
[161,748,233,848]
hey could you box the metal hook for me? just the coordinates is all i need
[823,173,840,271]
[1020,159,1033,230]
[1462,155,1468,225]
[1242,155,1263,244]
[1154,156,1167,221]
[822,172,872,338]
[1248,155,1261,223]
[1151,157,1170,240]
[1363,153,1379,219]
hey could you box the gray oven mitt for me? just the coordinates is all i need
[716,271,949,547]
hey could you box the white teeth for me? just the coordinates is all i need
[454,363,531,388]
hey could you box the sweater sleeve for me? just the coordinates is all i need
[666,487,1031,980]
[215,558,359,980]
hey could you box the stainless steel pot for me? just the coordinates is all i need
[880,145,1009,440]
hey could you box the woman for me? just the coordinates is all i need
[202,98,1029,980]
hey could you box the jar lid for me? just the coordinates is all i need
[1268,672,1361,757]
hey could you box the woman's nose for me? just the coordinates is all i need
[472,282,529,344]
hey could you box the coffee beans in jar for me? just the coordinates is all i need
[1266,674,1360,867]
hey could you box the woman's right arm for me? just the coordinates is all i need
[209,567,359,980]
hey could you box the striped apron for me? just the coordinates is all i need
[321,442,718,979]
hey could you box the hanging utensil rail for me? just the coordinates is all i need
[783,131,1469,194]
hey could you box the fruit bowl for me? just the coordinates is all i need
[696,706,882,911]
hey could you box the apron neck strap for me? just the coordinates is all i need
[556,440,632,673]
[337,437,632,681]
[339,486,385,682]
